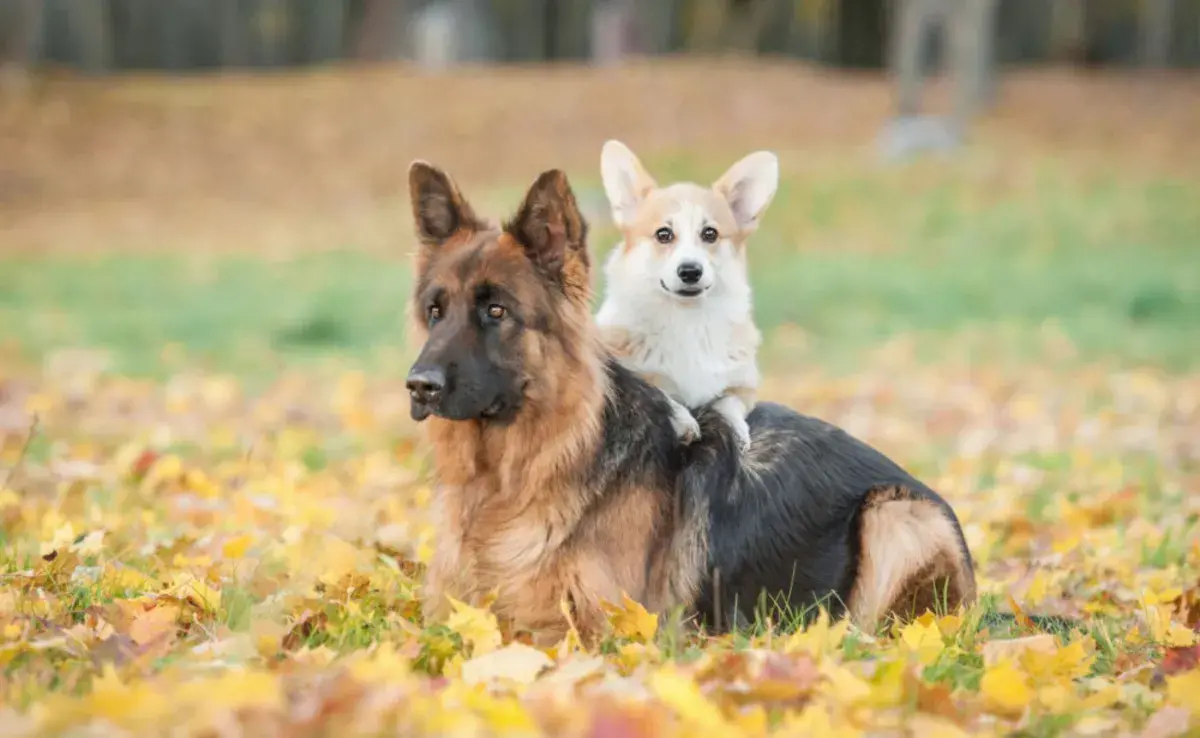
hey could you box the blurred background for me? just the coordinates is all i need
[0,0,1197,383]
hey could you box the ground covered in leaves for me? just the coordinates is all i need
[1,353,1199,737]
[1,60,1199,736]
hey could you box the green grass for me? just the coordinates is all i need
[2,158,1197,377]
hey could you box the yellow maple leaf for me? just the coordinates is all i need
[70,530,105,556]
[821,660,874,705]
[615,642,658,674]
[600,592,658,643]
[1166,670,1200,713]
[63,663,171,729]
[221,534,254,560]
[460,689,540,733]
[1025,570,1051,605]
[169,572,222,613]
[783,608,850,657]
[445,597,502,656]
[347,642,413,684]
[104,564,155,594]
[900,618,944,666]
[549,598,584,660]
[40,521,75,558]
[1021,637,1095,681]
[316,535,362,585]
[980,660,1033,716]
[176,670,282,713]
[648,667,731,729]
[908,713,968,738]
[784,703,862,738]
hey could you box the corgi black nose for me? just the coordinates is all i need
[677,262,703,285]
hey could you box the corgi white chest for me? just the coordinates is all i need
[596,253,760,409]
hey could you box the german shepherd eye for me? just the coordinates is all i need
[700,226,719,244]
[486,304,506,320]
[654,227,674,244]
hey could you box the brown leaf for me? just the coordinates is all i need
[128,604,180,647]
[1138,706,1193,738]
[1154,642,1200,680]
[282,611,328,651]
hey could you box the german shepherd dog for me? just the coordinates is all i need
[405,161,976,644]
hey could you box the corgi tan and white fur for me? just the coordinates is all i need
[595,140,779,451]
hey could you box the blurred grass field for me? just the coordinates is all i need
[2,62,1199,378]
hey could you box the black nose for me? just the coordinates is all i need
[677,262,703,285]
[406,367,446,405]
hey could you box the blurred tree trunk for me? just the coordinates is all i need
[1048,0,1086,63]
[1140,0,1175,69]
[951,0,999,115]
[682,0,774,54]
[309,0,347,62]
[636,0,679,54]
[891,0,997,119]
[67,0,113,73]
[839,0,886,67]
[0,0,44,83]
[354,0,412,61]
[591,0,640,64]
[550,0,592,60]
[255,0,291,67]
[218,0,248,67]
[891,0,945,115]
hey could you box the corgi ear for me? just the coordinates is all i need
[600,140,657,229]
[713,151,779,233]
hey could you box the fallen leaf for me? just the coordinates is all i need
[601,593,658,643]
[461,642,554,687]
[128,604,180,646]
[445,597,502,656]
[1138,706,1193,738]
[980,660,1033,716]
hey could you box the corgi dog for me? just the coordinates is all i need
[595,140,779,451]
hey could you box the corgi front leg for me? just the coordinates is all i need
[712,387,756,452]
[665,393,701,445]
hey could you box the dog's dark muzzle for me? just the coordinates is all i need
[405,361,523,422]
[405,365,445,421]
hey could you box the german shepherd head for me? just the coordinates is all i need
[404,163,598,426]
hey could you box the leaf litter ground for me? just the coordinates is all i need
[1,61,1199,737]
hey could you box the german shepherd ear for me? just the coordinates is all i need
[408,161,483,248]
[600,140,657,229]
[505,169,590,285]
[713,151,779,234]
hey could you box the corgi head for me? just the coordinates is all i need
[600,140,778,303]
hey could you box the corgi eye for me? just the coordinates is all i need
[700,226,719,244]
[486,304,506,320]
[654,227,674,244]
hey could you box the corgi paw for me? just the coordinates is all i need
[670,407,702,445]
[729,416,752,452]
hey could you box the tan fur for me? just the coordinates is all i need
[621,184,746,253]
[848,486,977,631]
[411,170,700,645]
